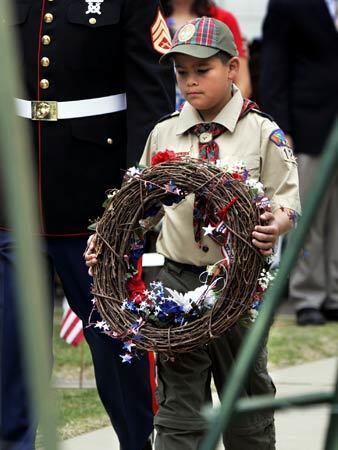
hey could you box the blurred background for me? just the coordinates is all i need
[217,0,268,39]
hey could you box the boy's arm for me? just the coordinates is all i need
[260,121,301,217]
[252,208,293,256]
[252,120,301,256]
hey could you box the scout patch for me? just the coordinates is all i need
[269,129,289,147]
[151,9,171,55]
[85,0,104,15]
[269,129,296,163]
[178,23,196,42]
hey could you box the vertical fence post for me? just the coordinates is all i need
[200,119,338,450]
[0,2,57,449]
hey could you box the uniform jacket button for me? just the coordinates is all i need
[44,13,54,23]
[41,35,51,45]
[40,79,50,89]
[41,57,50,67]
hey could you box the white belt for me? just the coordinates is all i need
[14,93,127,121]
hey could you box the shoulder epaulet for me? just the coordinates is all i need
[157,110,180,124]
[249,109,274,122]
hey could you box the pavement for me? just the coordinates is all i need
[55,357,337,450]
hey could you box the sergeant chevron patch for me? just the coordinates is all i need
[151,9,171,55]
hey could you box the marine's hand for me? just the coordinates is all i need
[252,211,279,256]
[84,234,98,276]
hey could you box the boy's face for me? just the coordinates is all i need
[174,54,239,121]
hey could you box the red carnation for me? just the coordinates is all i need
[151,149,176,166]
[126,257,147,304]
[231,172,244,181]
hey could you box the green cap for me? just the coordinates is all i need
[160,16,238,64]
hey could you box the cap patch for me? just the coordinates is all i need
[151,9,172,55]
[178,23,196,42]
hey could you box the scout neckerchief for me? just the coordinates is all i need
[191,98,259,246]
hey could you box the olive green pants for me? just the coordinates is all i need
[154,260,276,450]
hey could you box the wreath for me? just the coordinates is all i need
[91,152,273,359]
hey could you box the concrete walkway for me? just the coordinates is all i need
[56,357,337,450]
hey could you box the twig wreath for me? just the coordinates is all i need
[92,152,273,359]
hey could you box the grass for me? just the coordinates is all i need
[268,314,338,369]
[39,308,337,446]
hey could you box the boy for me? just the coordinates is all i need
[86,17,300,450]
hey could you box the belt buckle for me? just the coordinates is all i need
[31,100,58,121]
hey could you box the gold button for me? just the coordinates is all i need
[41,35,51,45]
[107,138,113,145]
[41,57,50,67]
[40,79,50,89]
[89,17,97,25]
[44,13,54,23]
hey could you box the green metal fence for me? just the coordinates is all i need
[0,0,337,448]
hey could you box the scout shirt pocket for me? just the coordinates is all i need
[65,0,122,70]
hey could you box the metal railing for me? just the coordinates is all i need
[0,0,337,448]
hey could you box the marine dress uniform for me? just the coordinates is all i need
[140,85,300,450]
[0,1,175,449]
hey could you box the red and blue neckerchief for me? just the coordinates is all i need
[191,98,258,246]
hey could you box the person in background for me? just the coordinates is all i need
[0,1,175,449]
[260,0,338,325]
[162,0,251,108]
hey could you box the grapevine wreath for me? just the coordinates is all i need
[91,152,273,359]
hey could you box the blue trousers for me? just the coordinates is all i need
[0,231,154,450]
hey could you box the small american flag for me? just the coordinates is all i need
[60,298,85,346]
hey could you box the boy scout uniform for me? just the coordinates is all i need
[140,17,300,449]
[0,2,174,449]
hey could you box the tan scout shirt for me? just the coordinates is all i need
[140,86,301,266]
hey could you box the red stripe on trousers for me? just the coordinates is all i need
[147,352,158,415]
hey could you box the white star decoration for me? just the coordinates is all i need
[202,224,215,236]
[119,353,133,364]
[127,166,141,177]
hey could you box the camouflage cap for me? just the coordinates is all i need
[160,16,238,64]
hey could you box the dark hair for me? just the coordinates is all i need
[215,51,232,65]
[161,0,213,17]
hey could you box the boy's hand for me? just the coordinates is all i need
[84,234,98,276]
[252,211,280,256]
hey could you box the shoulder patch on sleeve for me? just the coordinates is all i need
[269,129,289,147]
[157,110,180,124]
[269,129,296,163]
[151,8,172,55]
[249,109,274,122]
